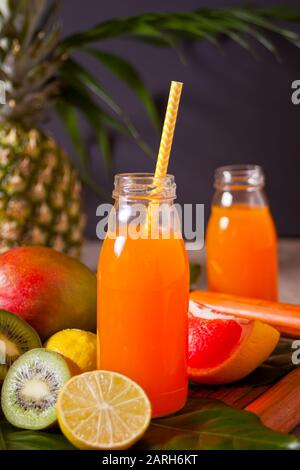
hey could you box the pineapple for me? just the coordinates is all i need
[0,1,85,256]
[0,125,85,256]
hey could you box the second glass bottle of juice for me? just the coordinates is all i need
[98,173,189,417]
[206,165,278,301]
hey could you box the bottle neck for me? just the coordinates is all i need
[113,173,176,204]
[213,165,268,208]
[109,173,180,238]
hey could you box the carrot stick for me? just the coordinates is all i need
[190,291,300,338]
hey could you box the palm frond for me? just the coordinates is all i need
[59,59,154,159]
[95,125,113,175]
[85,47,161,128]
[58,84,113,174]
[53,4,300,193]
[255,5,300,21]
[60,6,300,53]
[56,100,109,197]
[56,101,88,167]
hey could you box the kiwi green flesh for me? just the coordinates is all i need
[1,348,72,430]
[0,310,41,381]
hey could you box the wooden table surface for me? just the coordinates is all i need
[83,238,300,305]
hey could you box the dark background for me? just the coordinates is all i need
[47,0,300,239]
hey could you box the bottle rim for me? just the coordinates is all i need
[113,173,176,200]
[214,164,265,190]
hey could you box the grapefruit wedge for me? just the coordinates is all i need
[188,300,280,385]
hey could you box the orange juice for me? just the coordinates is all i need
[206,204,278,300]
[98,235,189,417]
[97,173,189,417]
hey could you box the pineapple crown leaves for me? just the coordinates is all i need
[1,2,300,195]
[0,0,62,125]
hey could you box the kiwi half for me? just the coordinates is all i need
[1,348,73,430]
[0,310,41,381]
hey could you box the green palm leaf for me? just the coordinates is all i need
[60,6,300,52]
[60,15,170,49]
[95,125,113,174]
[56,101,88,167]
[85,47,161,128]
[59,59,154,159]
[53,4,300,191]
[55,101,108,197]
[62,88,113,174]
[228,7,300,45]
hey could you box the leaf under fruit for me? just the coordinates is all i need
[0,421,75,451]
[139,398,300,450]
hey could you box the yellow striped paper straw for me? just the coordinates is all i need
[154,80,183,184]
[146,81,183,232]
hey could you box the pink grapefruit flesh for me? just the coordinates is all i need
[188,300,280,385]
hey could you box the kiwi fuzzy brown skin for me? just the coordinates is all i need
[0,310,41,382]
[1,348,74,430]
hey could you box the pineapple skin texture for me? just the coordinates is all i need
[0,124,86,257]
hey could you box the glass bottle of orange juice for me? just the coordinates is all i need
[206,165,278,301]
[97,173,189,417]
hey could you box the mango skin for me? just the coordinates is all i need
[0,246,96,339]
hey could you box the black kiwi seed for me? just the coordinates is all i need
[0,310,41,381]
[14,362,60,412]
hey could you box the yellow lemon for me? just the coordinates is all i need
[57,371,151,450]
[45,329,97,373]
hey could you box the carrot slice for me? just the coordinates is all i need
[190,291,300,338]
